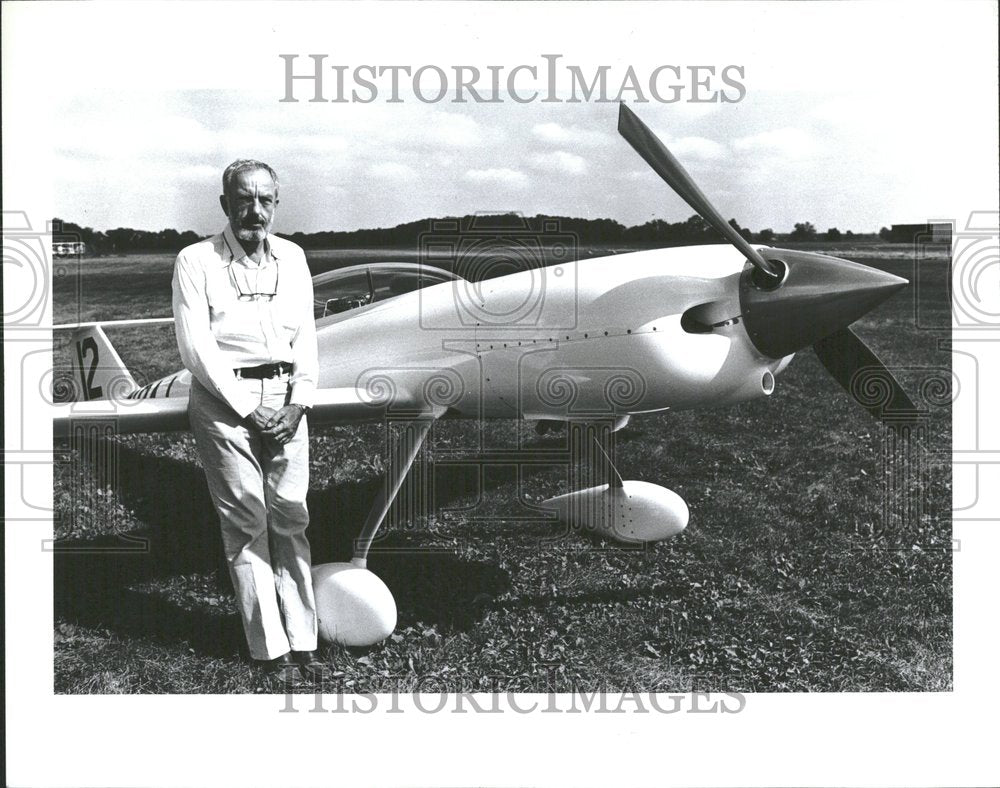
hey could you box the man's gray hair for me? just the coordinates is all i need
[222,159,279,195]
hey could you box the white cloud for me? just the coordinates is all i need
[292,134,350,153]
[175,164,221,182]
[810,96,871,127]
[217,129,290,156]
[368,162,418,181]
[667,101,724,120]
[462,168,528,188]
[532,122,570,143]
[432,112,483,147]
[732,127,819,159]
[384,110,485,148]
[58,113,215,158]
[529,150,588,175]
[667,136,727,161]
[531,122,609,147]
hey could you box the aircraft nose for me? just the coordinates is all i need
[739,250,908,359]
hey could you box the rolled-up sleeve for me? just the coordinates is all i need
[288,253,318,408]
[172,252,259,418]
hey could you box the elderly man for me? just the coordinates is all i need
[172,159,325,683]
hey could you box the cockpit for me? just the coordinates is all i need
[312,262,462,319]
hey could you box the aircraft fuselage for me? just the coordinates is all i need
[108,244,792,427]
[312,243,790,422]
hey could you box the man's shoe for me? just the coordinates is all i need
[292,650,342,683]
[258,652,302,684]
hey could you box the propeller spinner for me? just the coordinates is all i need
[617,103,916,423]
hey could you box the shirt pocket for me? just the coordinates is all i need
[206,277,260,343]
[274,299,301,345]
[279,317,301,346]
[205,271,236,315]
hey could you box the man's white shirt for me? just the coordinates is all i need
[172,224,318,418]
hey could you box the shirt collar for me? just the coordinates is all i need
[222,223,281,266]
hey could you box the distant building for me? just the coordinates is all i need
[889,223,952,246]
[53,241,87,256]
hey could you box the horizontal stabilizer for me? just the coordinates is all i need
[52,317,175,330]
[52,386,441,438]
[53,397,190,439]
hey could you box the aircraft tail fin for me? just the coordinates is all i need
[54,318,172,402]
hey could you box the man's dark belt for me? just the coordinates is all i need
[234,362,292,379]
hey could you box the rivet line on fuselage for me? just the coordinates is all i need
[472,325,680,355]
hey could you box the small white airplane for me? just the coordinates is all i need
[53,105,913,644]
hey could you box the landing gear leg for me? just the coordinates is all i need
[544,417,688,543]
[352,417,436,568]
[567,419,625,492]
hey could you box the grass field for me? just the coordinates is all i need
[51,242,952,694]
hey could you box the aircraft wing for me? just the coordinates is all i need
[53,397,191,438]
[52,387,417,439]
[53,321,442,439]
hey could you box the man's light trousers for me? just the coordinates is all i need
[189,375,317,660]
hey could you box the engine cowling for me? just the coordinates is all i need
[541,480,688,543]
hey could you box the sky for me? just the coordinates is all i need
[40,1,998,238]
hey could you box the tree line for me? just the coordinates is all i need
[52,222,203,255]
[53,215,875,255]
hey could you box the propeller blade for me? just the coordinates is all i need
[617,103,783,285]
[813,326,917,423]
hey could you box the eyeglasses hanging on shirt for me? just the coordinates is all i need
[228,260,279,301]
